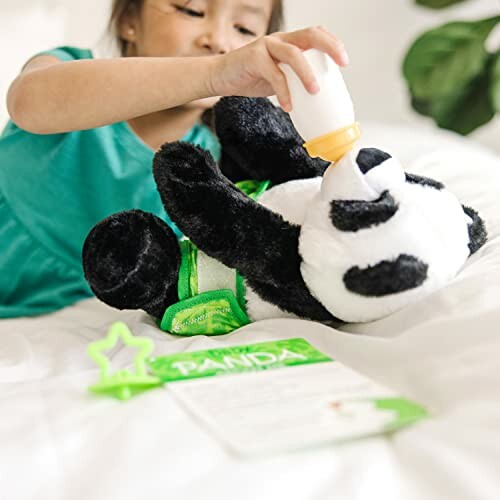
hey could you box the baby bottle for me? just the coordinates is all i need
[279,48,360,163]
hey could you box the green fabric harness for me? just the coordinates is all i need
[159,180,271,336]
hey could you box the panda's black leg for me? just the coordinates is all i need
[153,142,335,321]
[82,210,181,319]
[214,97,329,185]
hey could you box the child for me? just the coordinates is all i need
[0,0,349,318]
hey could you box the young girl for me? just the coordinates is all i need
[0,0,348,318]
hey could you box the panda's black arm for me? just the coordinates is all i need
[153,141,335,322]
[214,97,329,185]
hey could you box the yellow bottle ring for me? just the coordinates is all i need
[303,122,361,163]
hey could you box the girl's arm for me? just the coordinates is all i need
[7,55,217,134]
[7,26,348,135]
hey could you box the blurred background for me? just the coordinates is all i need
[1,0,499,152]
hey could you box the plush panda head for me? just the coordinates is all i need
[299,147,486,322]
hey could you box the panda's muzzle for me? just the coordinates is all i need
[329,190,399,232]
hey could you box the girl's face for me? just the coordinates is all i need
[121,0,273,58]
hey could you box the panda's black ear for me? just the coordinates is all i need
[213,96,328,185]
[462,205,487,255]
[356,148,392,174]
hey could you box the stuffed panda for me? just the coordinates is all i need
[82,97,487,335]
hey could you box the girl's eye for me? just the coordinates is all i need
[174,5,204,17]
[236,25,257,36]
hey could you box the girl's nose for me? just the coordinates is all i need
[197,27,230,54]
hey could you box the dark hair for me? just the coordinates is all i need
[109,0,284,57]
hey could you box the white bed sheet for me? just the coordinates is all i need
[1,124,500,500]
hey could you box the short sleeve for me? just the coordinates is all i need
[32,46,93,63]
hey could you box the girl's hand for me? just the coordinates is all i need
[208,26,349,113]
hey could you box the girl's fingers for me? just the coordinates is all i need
[316,26,349,65]
[274,26,349,67]
[265,36,320,95]
[256,48,293,112]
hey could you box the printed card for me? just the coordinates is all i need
[147,339,427,456]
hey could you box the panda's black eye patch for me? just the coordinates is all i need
[330,190,398,232]
[405,172,444,190]
[356,148,392,174]
[343,254,428,297]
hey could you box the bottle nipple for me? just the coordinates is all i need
[279,49,360,163]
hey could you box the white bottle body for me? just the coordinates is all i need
[279,49,356,141]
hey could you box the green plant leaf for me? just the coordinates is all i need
[430,55,495,134]
[491,51,500,112]
[416,0,467,9]
[403,16,500,100]
[411,94,434,117]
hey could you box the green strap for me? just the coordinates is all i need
[178,240,198,301]
[235,179,271,201]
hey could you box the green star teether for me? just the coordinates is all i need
[87,321,162,401]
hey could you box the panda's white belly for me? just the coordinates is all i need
[243,177,322,321]
[258,177,322,225]
[245,284,300,321]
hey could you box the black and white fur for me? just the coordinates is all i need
[82,97,487,326]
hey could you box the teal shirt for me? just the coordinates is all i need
[0,46,220,318]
